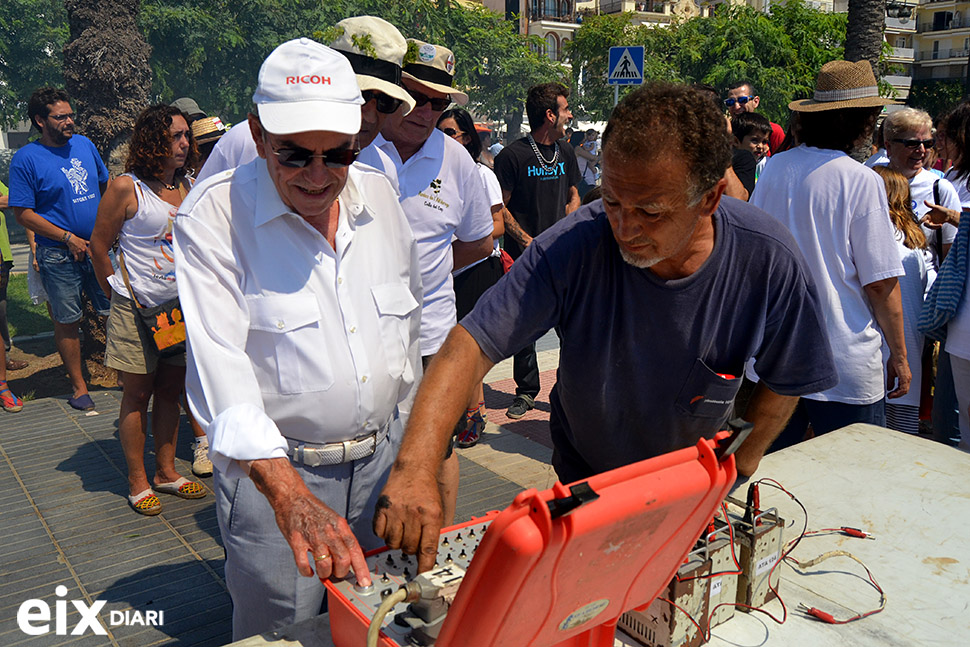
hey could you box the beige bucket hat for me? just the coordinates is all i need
[401,39,469,106]
[789,60,899,112]
[329,16,416,115]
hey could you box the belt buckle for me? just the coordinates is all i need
[341,440,353,463]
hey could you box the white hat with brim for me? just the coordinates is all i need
[253,38,364,136]
[357,75,416,114]
[330,16,417,115]
[402,40,469,106]
[789,60,900,113]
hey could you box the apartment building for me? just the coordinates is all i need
[481,0,580,61]
[914,0,970,85]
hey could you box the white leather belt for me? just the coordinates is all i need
[286,421,390,467]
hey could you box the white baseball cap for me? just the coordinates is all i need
[252,38,364,135]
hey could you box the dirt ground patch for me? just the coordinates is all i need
[7,333,118,402]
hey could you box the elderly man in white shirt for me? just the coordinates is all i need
[174,39,421,640]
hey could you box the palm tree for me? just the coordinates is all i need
[845,0,887,74]
[62,0,152,161]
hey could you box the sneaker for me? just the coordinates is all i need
[192,438,213,477]
[506,394,535,420]
[458,410,485,448]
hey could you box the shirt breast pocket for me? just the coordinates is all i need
[674,358,742,419]
[371,283,419,380]
[247,293,333,394]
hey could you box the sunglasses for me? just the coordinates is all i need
[723,96,753,107]
[49,112,76,122]
[440,127,460,137]
[410,90,451,111]
[270,144,359,169]
[892,138,935,150]
[362,90,403,115]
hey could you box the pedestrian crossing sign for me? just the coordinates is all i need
[608,46,644,85]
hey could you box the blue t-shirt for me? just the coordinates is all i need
[462,196,838,482]
[8,135,108,246]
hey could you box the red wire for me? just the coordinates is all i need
[676,503,742,582]
[661,479,883,636]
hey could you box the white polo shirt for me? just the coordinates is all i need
[375,130,493,355]
[174,159,422,478]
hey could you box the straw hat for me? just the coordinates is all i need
[788,60,899,113]
[401,39,469,105]
[191,116,226,145]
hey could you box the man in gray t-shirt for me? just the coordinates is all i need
[372,83,837,572]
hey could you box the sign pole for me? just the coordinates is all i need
[608,46,644,107]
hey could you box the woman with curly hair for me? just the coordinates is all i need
[90,104,205,515]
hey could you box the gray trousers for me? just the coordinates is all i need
[215,419,399,640]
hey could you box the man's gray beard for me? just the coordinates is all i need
[618,245,661,269]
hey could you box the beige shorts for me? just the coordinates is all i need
[104,291,185,375]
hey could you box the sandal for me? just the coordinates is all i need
[0,381,23,412]
[128,489,162,516]
[458,409,485,448]
[154,477,206,499]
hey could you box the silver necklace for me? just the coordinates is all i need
[528,133,559,171]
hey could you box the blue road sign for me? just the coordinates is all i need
[608,46,644,86]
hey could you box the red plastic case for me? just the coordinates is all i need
[329,432,736,647]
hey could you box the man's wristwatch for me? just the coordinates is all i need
[61,231,72,244]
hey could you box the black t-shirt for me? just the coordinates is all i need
[732,148,756,197]
[494,136,580,259]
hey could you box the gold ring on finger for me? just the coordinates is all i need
[314,554,330,561]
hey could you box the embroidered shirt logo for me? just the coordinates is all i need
[61,159,88,195]
[430,178,442,195]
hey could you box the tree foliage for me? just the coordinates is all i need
[137,0,563,132]
[0,0,69,128]
[908,80,965,120]
[566,1,848,125]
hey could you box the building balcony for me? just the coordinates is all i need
[916,47,969,61]
[600,0,667,14]
[530,11,577,22]
[885,16,916,32]
[884,74,913,89]
[890,46,915,61]
[917,18,970,33]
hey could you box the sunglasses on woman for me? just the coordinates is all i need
[362,90,403,115]
[441,127,461,137]
[892,138,935,150]
[270,144,359,169]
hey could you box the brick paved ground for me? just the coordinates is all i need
[0,340,562,647]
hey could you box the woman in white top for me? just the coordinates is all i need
[437,108,505,448]
[90,105,205,515]
[884,108,961,284]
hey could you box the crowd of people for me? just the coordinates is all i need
[1,15,969,641]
